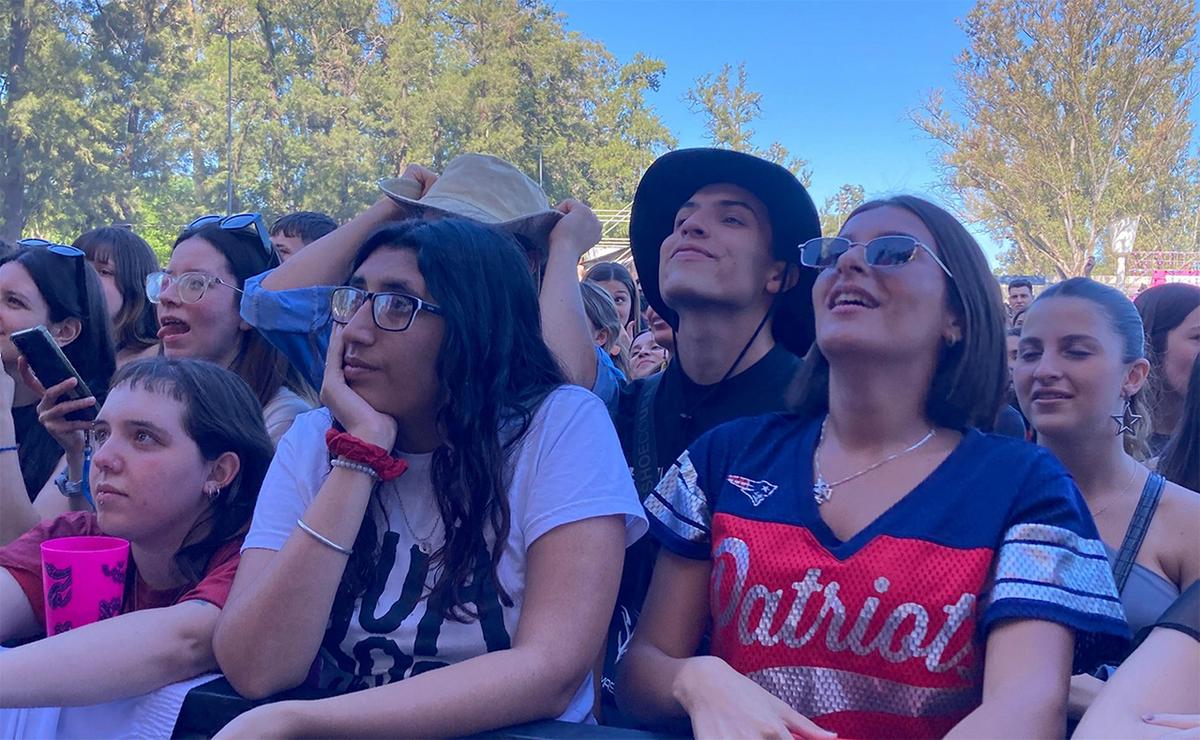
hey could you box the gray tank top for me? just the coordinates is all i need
[1104,473,1178,635]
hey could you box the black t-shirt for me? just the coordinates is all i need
[12,402,61,500]
[616,343,802,479]
[600,343,802,725]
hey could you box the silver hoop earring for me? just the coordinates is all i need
[1111,397,1142,436]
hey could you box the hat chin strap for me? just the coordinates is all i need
[674,300,776,423]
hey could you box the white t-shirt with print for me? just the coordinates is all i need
[243,385,647,722]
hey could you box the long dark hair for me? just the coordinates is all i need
[1038,278,1154,461]
[1135,283,1200,417]
[788,195,1007,431]
[586,261,641,331]
[111,358,274,583]
[172,225,312,407]
[2,247,116,497]
[1158,355,1199,491]
[339,218,567,621]
[73,227,160,355]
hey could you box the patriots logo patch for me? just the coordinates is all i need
[726,475,779,506]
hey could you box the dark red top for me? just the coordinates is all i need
[0,512,241,631]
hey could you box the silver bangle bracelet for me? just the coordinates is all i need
[330,457,380,480]
[296,518,353,556]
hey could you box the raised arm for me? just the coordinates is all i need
[0,599,220,707]
[538,200,602,389]
[260,165,437,291]
[214,515,627,739]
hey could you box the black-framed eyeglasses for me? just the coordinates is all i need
[186,213,277,264]
[17,239,89,304]
[330,286,444,332]
[145,271,243,305]
[799,235,955,278]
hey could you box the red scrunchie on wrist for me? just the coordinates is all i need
[325,430,408,481]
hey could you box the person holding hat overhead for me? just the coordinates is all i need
[590,148,819,725]
[240,154,615,397]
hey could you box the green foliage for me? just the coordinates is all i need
[684,62,863,235]
[0,0,676,241]
[819,184,866,237]
[913,0,1199,278]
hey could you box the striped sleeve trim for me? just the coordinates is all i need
[644,451,710,546]
[983,523,1125,623]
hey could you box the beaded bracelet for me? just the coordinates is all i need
[296,518,353,556]
[325,430,408,481]
[331,457,381,481]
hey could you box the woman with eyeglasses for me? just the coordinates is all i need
[616,196,1128,739]
[0,242,115,543]
[73,227,161,368]
[211,218,644,738]
[1012,278,1199,722]
[147,216,314,445]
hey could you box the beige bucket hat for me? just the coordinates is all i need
[379,153,562,257]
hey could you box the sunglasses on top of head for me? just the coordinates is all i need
[186,213,277,264]
[799,235,954,279]
[17,238,90,302]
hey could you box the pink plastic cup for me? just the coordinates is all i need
[40,536,130,636]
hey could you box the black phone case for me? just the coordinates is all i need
[11,326,97,422]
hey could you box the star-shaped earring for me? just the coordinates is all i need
[1111,408,1143,436]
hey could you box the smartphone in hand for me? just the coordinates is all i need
[11,325,97,422]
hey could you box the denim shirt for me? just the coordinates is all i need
[240,269,624,407]
[240,271,333,391]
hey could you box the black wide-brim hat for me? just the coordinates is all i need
[631,148,820,357]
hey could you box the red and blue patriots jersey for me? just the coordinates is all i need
[646,413,1128,739]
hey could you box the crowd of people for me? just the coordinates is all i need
[0,147,1196,739]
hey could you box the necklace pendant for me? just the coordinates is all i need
[813,477,833,505]
[418,542,431,555]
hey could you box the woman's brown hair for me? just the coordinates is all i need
[788,195,1007,431]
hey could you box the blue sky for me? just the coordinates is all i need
[553,0,1200,267]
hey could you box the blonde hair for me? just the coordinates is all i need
[581,280,630,378]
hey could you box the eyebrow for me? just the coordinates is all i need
[124,419,172,437]
[839,230,923,243]
[674,199,758,218]
[1,288,32,303]
[378,279,419,294]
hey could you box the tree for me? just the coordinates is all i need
[819,183,865,237]
[0,0,676,250]
[685,62,810,184]
[913,0,1199,278]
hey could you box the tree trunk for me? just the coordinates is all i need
[0,0,32,240]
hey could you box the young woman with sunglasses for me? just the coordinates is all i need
[149,216,314,445]
[0,358,273,711]
[0,242,115,543]
[1012,278,1200,721]
[73,227,160,367]
[211,218,644,738]
[617,196,1127,739]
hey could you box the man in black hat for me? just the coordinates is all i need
[595,148,819,725]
